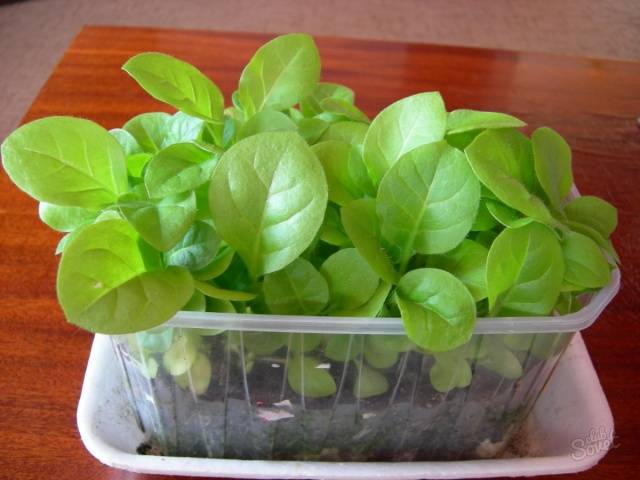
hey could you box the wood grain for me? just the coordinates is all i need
[1,26,638,480]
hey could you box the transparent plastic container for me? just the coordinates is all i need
[112,269,619,462]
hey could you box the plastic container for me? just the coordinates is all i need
[110,269,619,463]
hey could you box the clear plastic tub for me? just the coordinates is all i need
[111,268,619,462]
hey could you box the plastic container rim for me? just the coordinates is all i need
[163,268,620,335]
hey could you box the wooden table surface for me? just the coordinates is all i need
[1,26,638,480]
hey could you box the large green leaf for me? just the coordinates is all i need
[238,33,320,117]
[118,190,197,251]
[209,131,327,278]
[320,248,380,311]
[38,203,99,233]
[362,92,446,186]
[263,258,329,314]
[396,268,476,351]
[123,53,224,136]
[341,198,398,284]
[377,141,480,265]
[144,142,219,198]
[465,129,555,226]
[57,219,194,333]
[531,127,573,211]
[564,196,617,239]
[486,222,564,316]
[2,117,128,208]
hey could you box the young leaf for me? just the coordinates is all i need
[118,190,196,251]
[209,131,328,278]
[57,219,194,333]
[354,364,389,398]
[144,142,219,198]
[320,248,380,311]
[561,231,610,288]
[161,112,205,148]
[332,282,391,317]
[319,204,351,247]
[174,353,212,395]
[290,333,323,353]
[471,199,498,231]
[427,239,489,301]
[165,221,220,271]
[485,199,534,229]
[465,129,555,226]
[110,128,143,155]
[123,53,224,134]
[564,196,617,239]
[237,109,297,140]
[396,268,476,351]
[263,258,329,315]
[487,222,564,316]
[38,203,98,233]
[238,33,321,117]
[319,97,370,123]
[565,220,620,264]
[2,116,128,208]
[297,118,329,144]
[341,198,398,284]
[429,358,472,392]
[163,329,201,376]
[324,335,363,362]
[242,332,288,355]
[193,246,235,281]
[377,141,480,264]
[300,82,355,117]
[477,344,522,379]
[363,92,447,186]
[531,127,573,211]
[320,121,369,152]
[194,280,257,301]
[126,153,152,178]
[287,355,337,398]
[446,109,526,134]
[312,140,373,206]
[123,112,171,153]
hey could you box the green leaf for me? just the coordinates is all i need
[478,342,522,379]
[237,109,297,140]
[238,33,320,117]
[487,222,564,316]
[290,333,323,353]
[57,219,194,333]
[319,204,351,247]
[324,335,363,362]
[144,142,219,198]
[134,328,175,353]
[163,329,201,376]
[471,199,498,231]
[320,248,380,311]
[446,109,526,134]
[242,332,288,355]
[341,198,398,284]
[174,353,212,395]
[319,98,369,123]
[312,140,373,206]
[123,112,171,153]
[287,355,337,398]
[300,82,354,117]
[363,92,447,186]
[38,202,98,233]
[126,153,152,178]
[427,239,489,301]
[263,258,328,314]
[377,141,480,264]
[485,199,534,229]
[183,290,206,311]
[297,118,329,144]
[331,282,391,317]
[2,116,128,208]
[193,246,235,281]
[161,112,205,148]
[531,127,573,211]
[565,220,619,264]
[564,196,617,239]
[118,190,196,251]
[561,231,610,288]
[354,365,389,398]
[465,129,555,226]
[364,336,399,369]
[123,53,224,133]
[110,128,143,155]
[319,121,369,152]
[165,220,220,271]
[194,280,257,301]
[429,357,472,392]
[396,268,476,351]
[209,131,327,278]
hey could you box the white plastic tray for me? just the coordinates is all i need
[77,333,614,479]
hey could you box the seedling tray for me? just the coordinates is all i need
[77,333,614,479]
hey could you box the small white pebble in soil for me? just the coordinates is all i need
[362,412,376,420]
[257,408,295,422]
[273,399,292,408]
[271,363,280,368]
[315,363,331,369]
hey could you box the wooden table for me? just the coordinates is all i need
[1,26,638,480]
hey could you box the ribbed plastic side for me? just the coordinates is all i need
[112,330,574,461]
